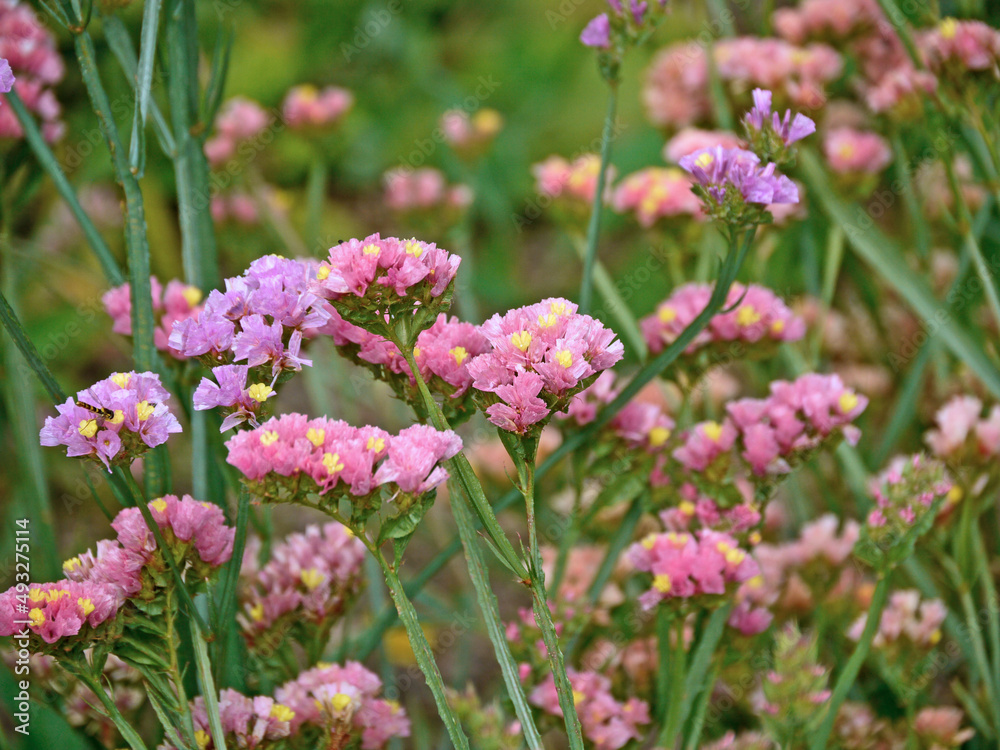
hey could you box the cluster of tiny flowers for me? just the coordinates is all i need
[611,167,703,227]
[742,88,816,168]
[642,282,806,357]
[226,414,461,504]
[282,84,353,130]
[103,277,204,360]
[532,154,612,208]
[863,454,953,550]
[919,18,1000,74]
[772,0,884,43]
[311,233,461,331]
[627,529,760,609]
[925,394,1000,460]
[716,373,868,476]
[664,128,744,163]
[211,191,259,226]
[383,167,472,214]
[238,522,365,648]
[440,107,503,153]
[0,0,65,142]
[847,589,946,649]
[172,256,331,396]
[467,297,624,434]
[756,625,831,736]
[658,484,762,536]
[204,96,272,168]
[579,0,670,50]
[529,669,650,750]
[40,371,182,469]
[162,689,294,750]
[643,39,841,129]
[0,579,122,647]
[193,364,278,432]
[274,661,410,749]
[822,127,892,175]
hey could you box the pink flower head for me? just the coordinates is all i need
[205,97,271,169]
[664,128,743,163]
[925,395,983,457]
[383,167,471,213]
[372,424,462,495]
[611,167,703,226]
[440,107,503,151]
[413,313,490,398]
[680,146,799,209]
[193,364,277,431]
[848,589,946,649]
[921,19,1000,73]
[744,88,817,147]
[643,42,711,128]
[283,84,353,129]
[0,2,65,142]
[103,277,203,360]
[163,689,293,750]
[823,127,892,174]
[864,454,953,556]
[532,154,614,206]
[672,420,737,471]
[0,579,122,646]
[39,372,181,469]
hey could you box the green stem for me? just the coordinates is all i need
[809,573,892,750]
[658,615,687,746]
[71,665,150,750]
[0,289,66,403]
[579,84,618,315]
[212,486,251,682]
[190,617,227,750]
[371,546,470,750]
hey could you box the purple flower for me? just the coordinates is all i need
[580,14,611,48]
[629,0,648,25]
[679,146,799,206]
[0,58,13,95]
[194,364,276,431]
[744,88,816,146]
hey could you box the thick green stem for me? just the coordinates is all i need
[579,85,618,314]
[190,617,227,750]
[809,574,892,749]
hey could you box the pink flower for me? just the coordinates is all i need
[823,127,892,174]
[664,128,743,163]
[925,395,983,457]
[0,1,65,142]
[920,19,1000,72]
[372,424,462,495]
[0,579,122,645]
[643,42,711,128]
[102,278,203,360]
[113,495,236,569]
[283,84,353,129]
[532,154,613,205]
[486,371,551,434]
[611,167,703,226]
[672,420,737,471]
[205,97,271,169]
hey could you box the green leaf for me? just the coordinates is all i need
[128,0,163,172]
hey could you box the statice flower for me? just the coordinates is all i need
[643,43,712,128]
[225,414,461,523]
[0,579,123,647]
[311,234,461,340]
[467,298,624,435]
[611,167,703,226]
[193,364,276,431]
[383,167,472,214]
[580,14,611,48]
[440,107,503,154]
[920,19,1000,73]
[204,96,272,168]
[275,661,410,748]
[63,538,144,601]
[680,146,799,226]
[847,589,946,649]
[772,0,884,43]
[757,624,832,741]
[39,371,181,470]
[170,255,329,376]
[643,282,805,357]
[912,707,975,748]
[664,128,743,163]
[211,190,260,226]
[239,523,364,655]
[743,88,816,167]
[858,454,953,568]
[283,84,353,129]
[627,529,759,609]
[162,689,294,750]
[823,126,892,177]
[529,669,650,750]
[532,154,616,225]
[925,394,1000,460]
[103,277,204,360]
[0,1,65,142]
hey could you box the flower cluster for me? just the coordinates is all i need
[532,154,612,214]
[102,277,204,360]
[920,19,1000,74]
[40,371,182,469]
[773,0,884,43]
[311,233,461,336]
[441,107,503,154]
[627,529,760,609]
[383,167,472,214]
[859,454,953,565]
[204,96,272,168]
[743,88,816,168]
[172,255,331,388]
[238,522,365,652]
[925,394,1000,460]
[226,414,461,510]
[822,127,892,175]
[0,0,65,142]
[0,579,122,647]
[163,689,294,750]
[847,589,946,650]
[642,282,806,357]
[757,624,831,741]
[529,668,650,750]
[283,84,353,130]
[467,297,624,434]
[579,0,670,53]
[193,364,277,431]
[611,167,703,227]
[211,190,259,226]
[274,661,410,748]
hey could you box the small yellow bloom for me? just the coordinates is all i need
[679,500,696,516]
[658,305,677,323]
[136,401,155,421]
[78,419,99,438]
[249,603,265,622]
[306,428,326,448]
[472,108,502,135]
[747,575,764,589]
[702,421,724,442]
[641,533,658,549]
[28,589,46,603]
[511,331,532,351]
[316,265,331,281]
[111,372,131,389]
[367,436,386,453]
[940,17,958,39]
[550,301,568,316]
[77,598,95,617]
[736,305,761,327]
[838,391,859,414]
[947,485,964,505]
[109,409,125,425]
[323,452,345,474]
[150,499,168,513]
[725,549,746,565]
[63,557,81,573]
[404,239,424,257]
[330,692,353,712]
[694,152,714,169]
[260,430,280,446]
[300,568,324,590]
[572,690,585,706]
[648,426,671,447]
[247,383,273,402]
[362,243,380,256]
[748,531,762,546]
[182,286,203,308]
[537,313,557,328]
[270,704,296,722]
[770,319,785,335]
[195,730,211,750]
[653,574,672,593]
[555,349,573,368]
[28,608,45,628]
[450,346,468,365]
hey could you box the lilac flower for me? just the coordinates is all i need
[372,424,463,495]
[580,14,611,48]
[193,365,276,431]
[680,146,799,206]
[0,58,13,95]
[744,88,816,146]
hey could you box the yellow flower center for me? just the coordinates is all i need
[450,346,468,365]
[63,557,81,573]
[572,690,585,706]
[182,286,203,308]
[150,499,168,513]
[316,265,331,281]
[270,704,296,722]
[648,426,671,447]
[78,419,98,438]
[322,452,345,474]
[679,500,696,516]
[307,428,326,447]
[260,430,280,446]
[736,305,761,327]
[195,730,211,750]
[331,692,353,712]
[109,409,125,424]
[300,568,324,590]
[136,401,155,421]
[111,372,131,389]
[550,301,568,316]
[747,575,764,589]
[249,603,265,622]
[653,574,672,593]
[367,436,386,453]
[28,608,45,628]
[537,313,557,328]
[940,17,958,39]
[838,392,859,414]
[641,533,658,550]
[770,319,785,335]
[405,240,424,257]
[725,549,746,565]
[947,485,963,505]
[28,589,46,603]
[702,421,724,442]
[362,243,380,256]
[658,305,677,323]
[246,383,272,402]
[77,598,95,617]
[694,152,714,169]
[510,331,532,351]
[555,349,573,368]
